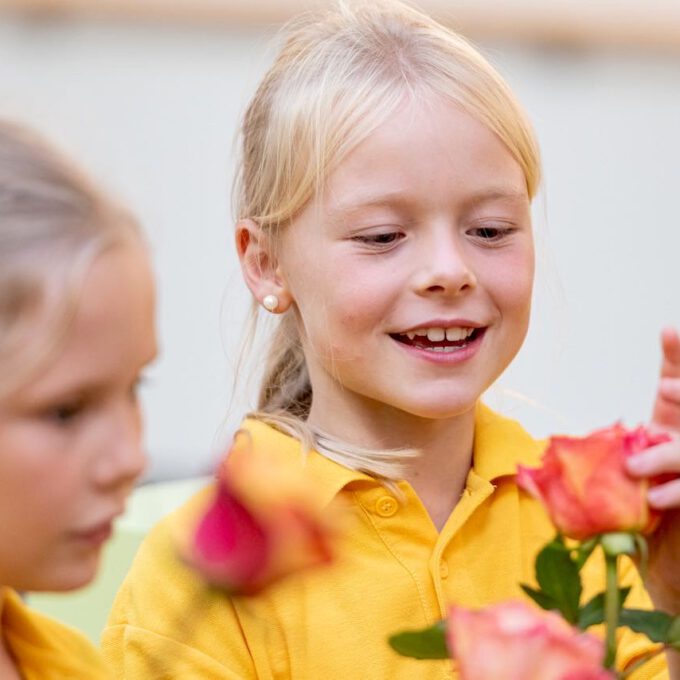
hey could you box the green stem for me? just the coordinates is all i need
[604,553,620,670]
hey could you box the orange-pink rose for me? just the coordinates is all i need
[447,601,613,679]
[517,424,671,541]
[184,431,336,595]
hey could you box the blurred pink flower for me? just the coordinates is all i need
[185,432,336,594]
[447,601,613,679]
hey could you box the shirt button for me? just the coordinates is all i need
[375,496,398,517]
[439,561,449,579]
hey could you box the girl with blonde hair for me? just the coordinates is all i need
[105,1,680,677]
[0,121,156,679]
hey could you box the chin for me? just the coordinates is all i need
[56,556,101,592]
[397,394,480,421]
[19,555,100,593]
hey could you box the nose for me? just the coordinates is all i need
[93,399,147,492]
[413,226,477,297]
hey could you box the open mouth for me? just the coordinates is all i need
[389,326,484,353]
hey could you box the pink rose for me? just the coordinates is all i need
[185,431,336,594]
[447,601,613,679]
[517,424,670,541]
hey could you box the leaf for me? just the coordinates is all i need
[535,539,582,624]
[619,608,675,644]
[520,584,559,612]
[553,533,567,547]
[574,538,598,570]
[388,621,448,660]
[577,587,631,629]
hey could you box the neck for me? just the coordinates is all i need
[308,395,477,530]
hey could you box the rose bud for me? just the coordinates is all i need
[184,431,337,595]
[517,424,671,541]
[447,601,612,680]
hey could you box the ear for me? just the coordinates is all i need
[235,219,293,313]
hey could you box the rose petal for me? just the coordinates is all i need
[191,483,270,591]
[518,424,673,540]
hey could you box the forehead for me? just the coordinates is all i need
[10,242,156,401]
[322,95,528,215]
[72,243,152,337]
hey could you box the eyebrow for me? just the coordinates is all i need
[326,191,412,218]
[460,188,529,209]
[327,186,528,218]
[23,350,159,405]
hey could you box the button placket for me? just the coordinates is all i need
[439,560,449,579]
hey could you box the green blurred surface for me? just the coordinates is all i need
[27,476,209,642]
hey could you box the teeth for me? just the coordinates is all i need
[402,326,474,339]
[399,326,477,343]
[446,327,472,341]
[426,328,446,342]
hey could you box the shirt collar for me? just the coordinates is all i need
[239,418,373,507]
[240,403,546,504]
[472,402,546,482]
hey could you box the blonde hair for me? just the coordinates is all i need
[234,0,541,478]
[0,120,141,398]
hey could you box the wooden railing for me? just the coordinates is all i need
[2,0,680,52]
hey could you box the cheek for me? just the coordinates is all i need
[493,249,535,320]
[0,427,84,519]
[299,300,368,363]
[292,266,390,356]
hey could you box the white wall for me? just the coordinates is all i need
[1,17,678,479]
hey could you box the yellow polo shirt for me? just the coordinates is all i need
[1,588,110,679]
[103,405,667,679]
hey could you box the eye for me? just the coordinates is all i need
[352,231,404,248]
[46,401,84,425]
[468,224,516,243]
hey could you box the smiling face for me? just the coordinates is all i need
[276,96,534,432]
[0,241,156,591]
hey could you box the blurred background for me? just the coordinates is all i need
[1,0,679,481]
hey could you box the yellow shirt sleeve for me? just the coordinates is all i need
[102,496,262,679]
[2,588,110,680]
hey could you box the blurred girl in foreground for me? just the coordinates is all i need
[0,121,156,679]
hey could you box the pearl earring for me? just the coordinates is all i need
[262,294,279,312]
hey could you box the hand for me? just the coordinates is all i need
[626,328,680,613]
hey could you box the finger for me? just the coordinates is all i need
[648,477,680,509]
[652,328,680,427]
[626,442,680,477]
[652,392,680,431]
[660,327,680,379]
[658,378,680,406]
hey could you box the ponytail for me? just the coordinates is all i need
[257,313,312,418]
